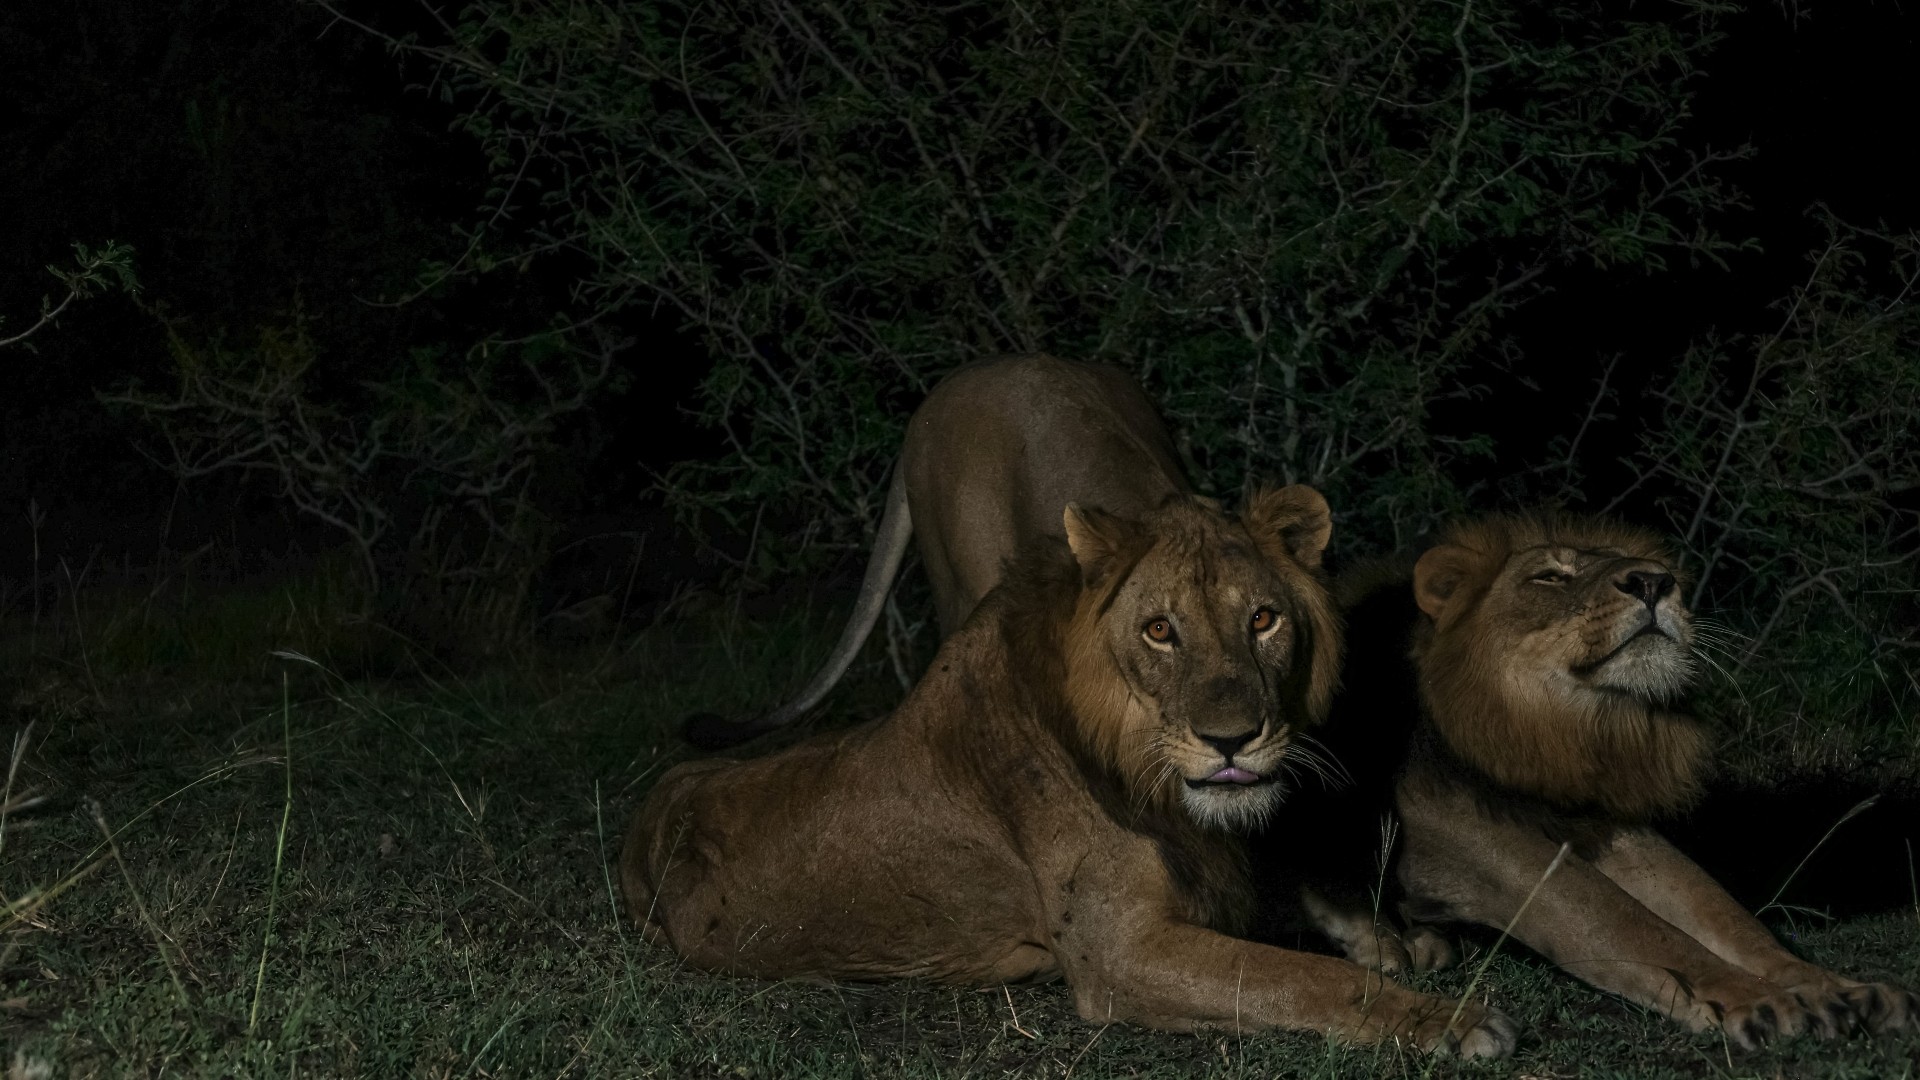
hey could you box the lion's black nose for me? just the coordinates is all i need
[1616,570,1675,609]
[1196,730,1257,760]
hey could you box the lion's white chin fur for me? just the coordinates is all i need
[1586,627,1697,704]
[1180,781,1286,833]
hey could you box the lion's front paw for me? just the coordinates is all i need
[1760,961,1920,1038]
[1847,980,1920,1034]
[1403,924,1455,973]
[1707,984,1839,1049]
[1394,999,1518,1059]
[1449,1007,1521,1060]
[1301,890,1432,976]
[1783,977,1920,1037]
[1341,928,1415,975]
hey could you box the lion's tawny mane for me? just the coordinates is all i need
[1352,510,1920,1046]
[1410,512,1708,820]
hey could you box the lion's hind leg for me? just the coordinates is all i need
[617,760,735,937]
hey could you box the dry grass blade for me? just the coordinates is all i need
[0,723,36,863]
[248,673,296,1035]
[1003,985,1038,1040]
[89,800,190,1007]
[1423,841,1570,1078]
[1,857,107,936]
[1758,794,1879,918]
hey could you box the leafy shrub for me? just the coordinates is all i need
[1628,221,1920,750]
[105,311,621,641]
[0,242,138,351]
[394,0,1744,560]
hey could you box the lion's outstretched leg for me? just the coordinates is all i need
[1593,829,1919,1036]
[1398,790,1837,1049]
[1059,918,1514,1057]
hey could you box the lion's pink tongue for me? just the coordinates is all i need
[1205,766,1261,785]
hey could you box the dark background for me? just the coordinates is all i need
[1,0,1915,588]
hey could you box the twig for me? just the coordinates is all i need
[1003,985,1038,1039]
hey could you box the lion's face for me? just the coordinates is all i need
[1408,514,1707,816]
[1420,537,1697,709]
[1062,488,1341,833]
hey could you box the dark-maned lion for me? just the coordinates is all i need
[624,496,1515,1055]
[1292,513,1918,1048]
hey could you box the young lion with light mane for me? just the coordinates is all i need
[623,496,1516,1056]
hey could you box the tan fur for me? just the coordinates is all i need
[694,355,1338,747]
[624,500,1515,1055]
[1411,514,1709,820]
[1350,512,1917,1046]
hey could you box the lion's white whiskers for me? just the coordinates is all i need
[1690,617,1752,646]
[1133,758,1177,818]
[1285,733,1352,791]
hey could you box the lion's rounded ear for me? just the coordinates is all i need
[1063,503,1128,583]
[1244,485,1332,570]
[1412,545,1481,621]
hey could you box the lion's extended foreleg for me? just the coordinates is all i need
[1057,919,1513,1057]
[1398,795,1836,1048]
[1593,829,1918,1035]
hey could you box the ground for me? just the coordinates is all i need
[2,593,1917,1079]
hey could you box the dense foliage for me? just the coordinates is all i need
[79,0,1914,730]
[1629,223,1920,744]
[409,0,1744,554]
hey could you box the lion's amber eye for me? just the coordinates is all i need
[1143,618,1176,644]
[1250,608,1278,634]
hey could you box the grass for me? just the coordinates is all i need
[2,577,1918,1077]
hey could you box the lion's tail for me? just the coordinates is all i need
[682,461,913,749]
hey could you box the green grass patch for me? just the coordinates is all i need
[2,587,1917,1077]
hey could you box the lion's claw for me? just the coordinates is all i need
[1862,982,1919,1034]
[1702,983,1826,1049]
[1769,975,1918,1038]
[1834,980,1918,1035]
